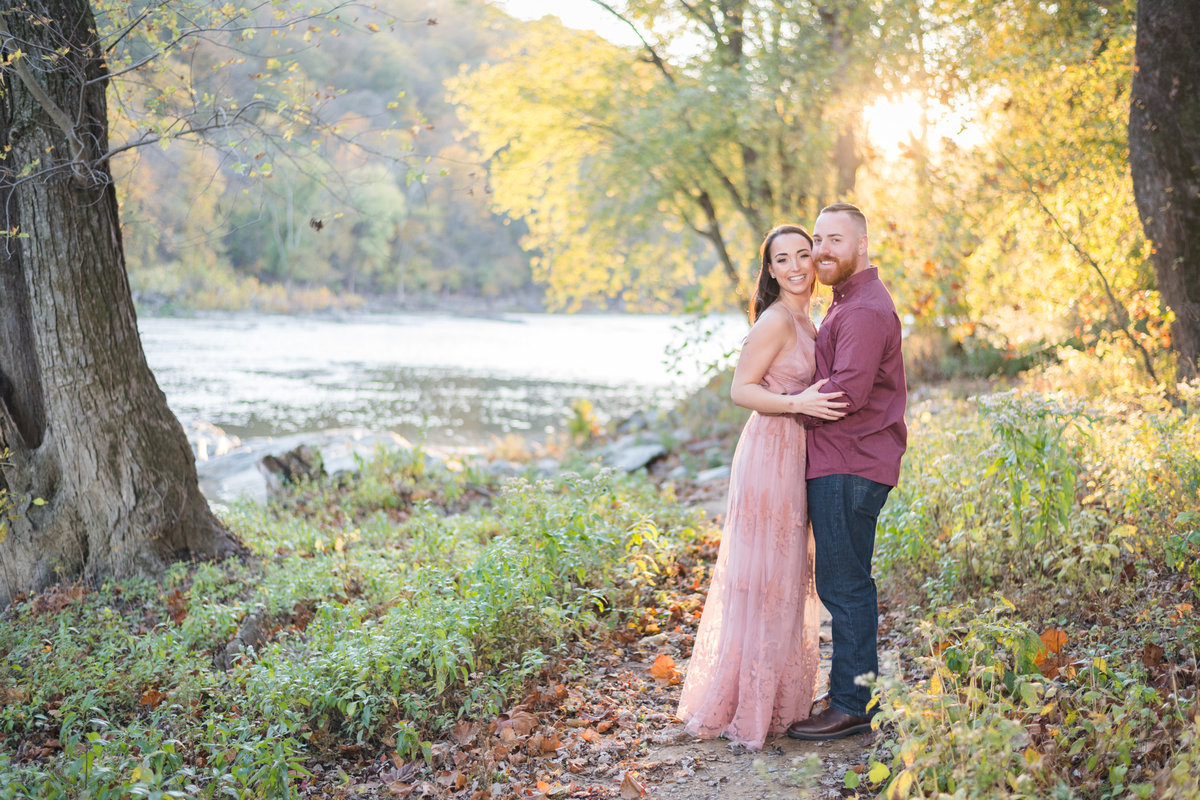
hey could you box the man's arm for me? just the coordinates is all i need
[797,307,893,427]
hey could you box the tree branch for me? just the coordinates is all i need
[995,147,1161,385]
[0,16,86,169]
[678,0,722,42]
[695,189,738,285]
[90,2,365,86]
[584,0,675,84]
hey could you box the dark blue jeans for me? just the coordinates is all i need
[807,474,891,718]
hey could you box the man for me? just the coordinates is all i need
[786,203,907,741]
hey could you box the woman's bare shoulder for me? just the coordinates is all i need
[748,304,793,339]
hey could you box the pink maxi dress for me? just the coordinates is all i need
[676,314,821,750]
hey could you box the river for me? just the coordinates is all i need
[139,312,746,450]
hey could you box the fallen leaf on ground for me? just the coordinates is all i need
[1040,628,1068,655]
[435,770,466,789]
[165,588,187,624]
[649,653,680,684]
[451,720,477,745]
[620,772,647,799]
[1143,642,1165,668]
[497,709,538,736]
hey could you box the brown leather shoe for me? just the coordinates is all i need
[785,707,873,740]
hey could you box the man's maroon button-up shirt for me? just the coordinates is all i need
[802,267,907,486]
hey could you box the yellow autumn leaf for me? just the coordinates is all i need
[887,769,914,799]
[868,761,890,784]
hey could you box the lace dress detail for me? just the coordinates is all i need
[676,314,821,750]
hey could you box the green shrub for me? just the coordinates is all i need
[238,469,699,752]
[0,447,701,796]
[871,376,1200,800]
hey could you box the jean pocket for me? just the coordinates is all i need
[851,480,891,519]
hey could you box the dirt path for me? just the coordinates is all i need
[547,486,898,800]
[569,612,893,800]
[612,485,883,800]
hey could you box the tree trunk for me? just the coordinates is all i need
[1129,0,1200,379]
[834,125,859,197]
[818,4,862,201]
[0,0,243,604]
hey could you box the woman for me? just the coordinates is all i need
[676,224,845,750]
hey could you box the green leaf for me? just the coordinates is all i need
[844,770,861,789]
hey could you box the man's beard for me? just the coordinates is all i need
[817,254,856,286]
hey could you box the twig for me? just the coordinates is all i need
[994,147,1164,387]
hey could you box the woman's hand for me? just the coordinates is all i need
[791,378,847,419]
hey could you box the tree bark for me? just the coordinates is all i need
[1129,0,1200,379]
[0,0,242,603]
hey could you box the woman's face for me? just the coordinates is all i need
[768,232,815,298]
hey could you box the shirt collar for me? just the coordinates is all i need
[831,265,878,301]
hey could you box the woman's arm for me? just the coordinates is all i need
[730,311,847,419]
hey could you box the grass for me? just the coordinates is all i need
[0,447,703,798]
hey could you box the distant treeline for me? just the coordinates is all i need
[117,0,536,312]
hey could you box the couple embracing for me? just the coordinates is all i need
[676,203,907,750]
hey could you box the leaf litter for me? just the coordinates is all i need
[296,485,881,800]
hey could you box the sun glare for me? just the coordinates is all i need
[863,95,928,159]
[863,93,986,160]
